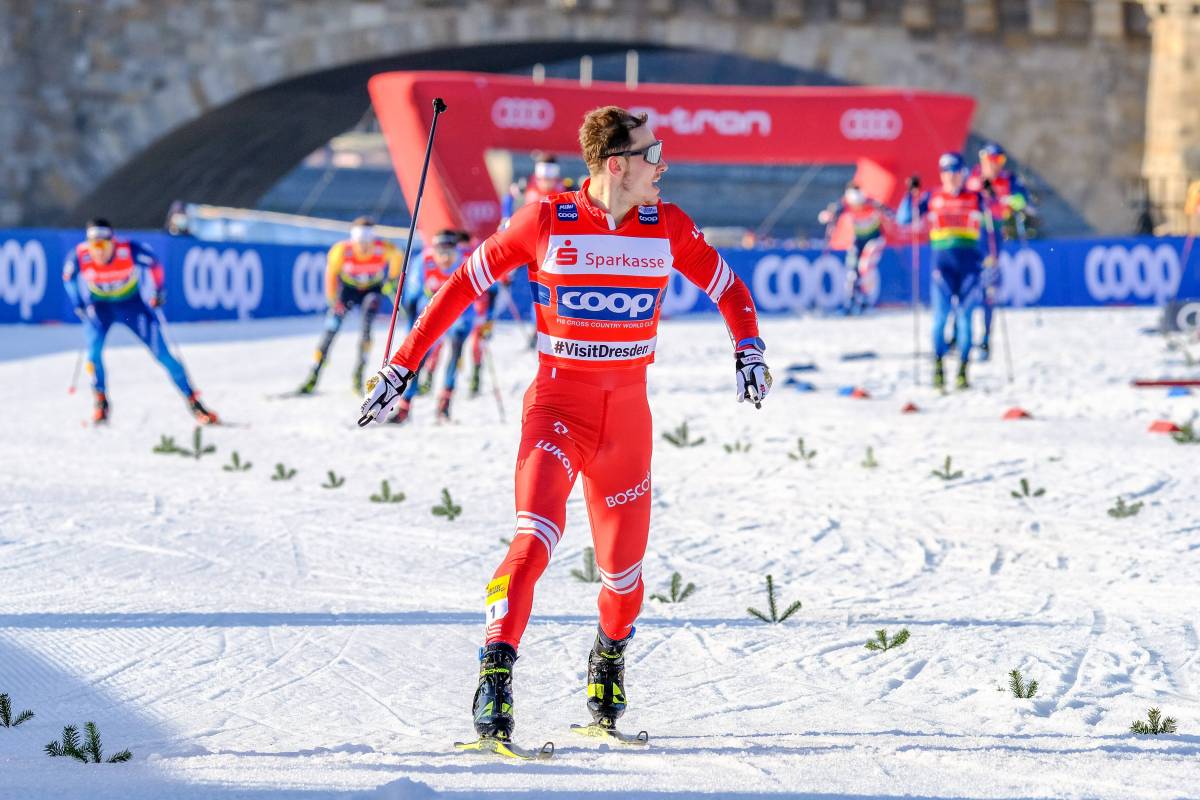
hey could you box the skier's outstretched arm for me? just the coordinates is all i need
[665,205,771,406]
[358,203,541,424]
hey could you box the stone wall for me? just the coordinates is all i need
[0,0,1168,233]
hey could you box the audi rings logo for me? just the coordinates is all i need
[995,249,1045,307]
[491,97,555,130]
[182,247,263,317]
[292,251,329,312]
[839,108,903,141]
[1084,244,1181,305]
[462,201,500,226]
[0,239,47,320]
[752,253,865,312]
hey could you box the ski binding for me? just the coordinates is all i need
[453,735,554,760]
[570,722,649,746]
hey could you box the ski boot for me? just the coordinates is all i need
[92,391,109,424]
[297,367,320,395]
[437,389,452,422]
[573,627,648,745]
[978,340,991,362]
[472,643,516,741]
[933,358,946,390]
[386,398,411,425]
[955,362,969,390]
[469,364,482,398]
[187,393,219,425]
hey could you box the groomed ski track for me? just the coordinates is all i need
[0,309,1196,799]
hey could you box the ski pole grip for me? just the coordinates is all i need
[433,97,447,113]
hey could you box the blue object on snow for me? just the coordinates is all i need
[837,385,855,396]
[840,351,878,361]
[786,362,818,372]
[1167,386,1192,397]
[784,377,816,392]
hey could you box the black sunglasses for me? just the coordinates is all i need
[603,140,664,166]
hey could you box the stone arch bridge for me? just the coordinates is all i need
[3,0,1196,234]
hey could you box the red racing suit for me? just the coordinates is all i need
[390,180,760,648]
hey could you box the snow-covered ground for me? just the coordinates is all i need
[0,308,1197,799]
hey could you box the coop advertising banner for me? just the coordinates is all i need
[1,229,1197,325]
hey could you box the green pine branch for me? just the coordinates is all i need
[662,421,705,448]
[1010,477,1046,499]
[747,574,802,623]
[650,571,697,603]
[930,455,963,480]
[222,450,252,472]
[152,435,181,454]
[271,463,297,481]
[865,628,910,652]
[370,479,405,503]
[321,470,345,489]
[571,547,602,583]
[46,721,132,763]
[1008,669,1038,699]
[861,446,879,469]
[1130,707,1178,735]
[1171,420,1199,444]
[178,426,216,460]
[1107,496,1143,518]
[723,440,752,454]
[787,438,817,466]
[0,693,34,727]
[431,488,463,520]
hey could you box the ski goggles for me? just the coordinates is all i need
[604,139,664,166]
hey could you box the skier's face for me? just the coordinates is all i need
[940,169,965,194]
[432,245,456,268]
[87,238,114,263]
[619,127,668,206]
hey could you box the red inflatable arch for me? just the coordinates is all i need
[368,71,974,245]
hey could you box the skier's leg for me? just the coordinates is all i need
[485,371,596,650]
[303,308,345,392]
[84,307,112,395]
[131,304,194,397]
[578,380,651,724]
[355,292,380,392]
[956,269,982,368]
[438,328,467,418]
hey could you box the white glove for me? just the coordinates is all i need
[734,338,772,408]
[358,365,412,427]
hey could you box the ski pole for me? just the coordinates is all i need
[482,339,506,423]
[153,306,191,378]
[379,97,448,370]
[908,186,921,387]
[67,349,83,395]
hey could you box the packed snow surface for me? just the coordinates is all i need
[0,308,1197,799]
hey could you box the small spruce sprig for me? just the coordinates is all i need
[1107,496,1143,519]
[865,628,909,652]
[1172,420,1199,444]
[0,692,34,727]
[1130,707,1177,735]
[1010,478,1046,499]
[370,480,404,503]
[662,421,705,448]
[178,426,216,460]
[723,440,752,454]
[222,450,251,472]
[650,572,696,603]
[271,463,297,481]
[571,547,601,583]
[1008,669,1038,699]
[930,455,963,480]
[152,435,181,454]
[747,574,802,624]
[861,446,879,469]
[321,470,345,489]
[787,438,817,466]
[45,722,131,763]
[431,488,462,520]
